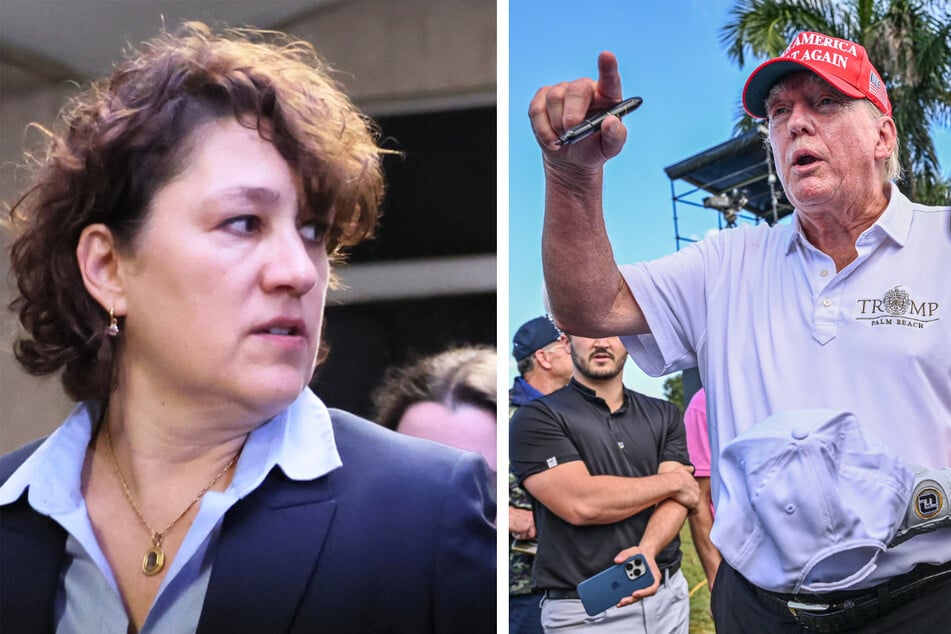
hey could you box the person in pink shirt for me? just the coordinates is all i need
[683,388,722,590]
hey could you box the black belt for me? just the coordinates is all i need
[747,559,951,632]
[544,561,681,600]
[543,588,581,600]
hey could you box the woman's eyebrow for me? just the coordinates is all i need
[204,186,283,207]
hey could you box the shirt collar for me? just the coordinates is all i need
[0,402,95,512]
[510,376,544,406]
[873,184,913,247]
[0,388,342,512]
[785,183,912,254]
[230,388,342,498]
[568,377,630,411]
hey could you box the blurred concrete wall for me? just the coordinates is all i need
[0,0,496,452]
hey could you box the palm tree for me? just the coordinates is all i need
[721,0,951,204]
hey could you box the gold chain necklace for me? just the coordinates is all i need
[104,423,241,576]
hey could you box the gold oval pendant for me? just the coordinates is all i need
[142,546,165,576]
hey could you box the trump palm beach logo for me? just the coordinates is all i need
[854,285,941,329]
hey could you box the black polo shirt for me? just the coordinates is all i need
[509,378,689,591]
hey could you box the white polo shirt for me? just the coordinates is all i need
[621,184,951,588]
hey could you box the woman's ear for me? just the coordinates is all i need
[76,224,127,315]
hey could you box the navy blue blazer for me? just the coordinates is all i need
[0,409,497,633]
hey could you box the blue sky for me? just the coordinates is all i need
[506,0,951,397]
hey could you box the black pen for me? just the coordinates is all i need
[556,96,643,146]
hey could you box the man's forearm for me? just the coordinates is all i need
[541,165,643,337]
[524,462,697,526]
[691,527,722,588]
[638,498,689,561]
[687,479,722,587]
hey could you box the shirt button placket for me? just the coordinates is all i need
[813,282,841,345]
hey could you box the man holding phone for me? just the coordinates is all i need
[510,335,697,632]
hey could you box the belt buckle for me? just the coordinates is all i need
[786,599,830,617]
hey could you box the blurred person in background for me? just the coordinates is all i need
[373,344,497,479]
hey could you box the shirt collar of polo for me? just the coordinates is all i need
[873,184,912,247]
[784,183,911,254]
[568,377,630,412]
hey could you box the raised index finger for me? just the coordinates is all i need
[596,51,623,102]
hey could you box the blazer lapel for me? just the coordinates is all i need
[0,496,67,632]
[197,470,337,633]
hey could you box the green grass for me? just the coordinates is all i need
[679,524,716,634]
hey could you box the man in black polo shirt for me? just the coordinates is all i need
[510,335,698,633]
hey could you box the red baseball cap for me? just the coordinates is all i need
[742,32,891,119]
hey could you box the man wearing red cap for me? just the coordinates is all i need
[530,31,951,632]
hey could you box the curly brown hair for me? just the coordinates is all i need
[7,22,386,403]
[372,345,497,431]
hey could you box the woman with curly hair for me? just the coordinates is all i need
[0,23,494,633]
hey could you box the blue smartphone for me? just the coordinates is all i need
[576,555,655,616]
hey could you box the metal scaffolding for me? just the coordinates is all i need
[664,127,794,250]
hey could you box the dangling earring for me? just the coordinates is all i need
[106,306,120,337]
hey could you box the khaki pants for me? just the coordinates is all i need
[540,569,689,633]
